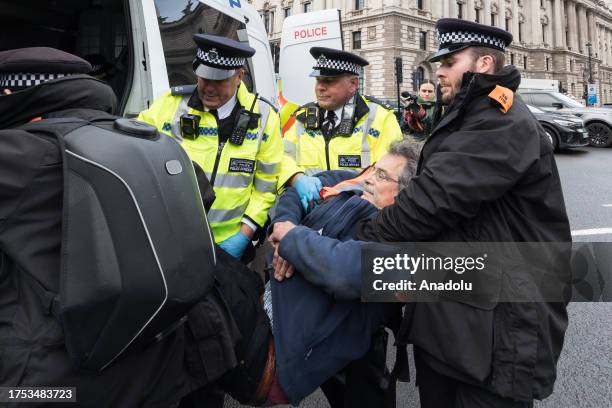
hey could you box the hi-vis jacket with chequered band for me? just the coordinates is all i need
[138,83,283,244]
[278,95,403,188]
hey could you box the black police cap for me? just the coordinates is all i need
[0,47,92,91]
[309,47,369,78]
[429,18,513,63]
[192,34,255,80]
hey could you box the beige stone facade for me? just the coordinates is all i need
[250,0,612,105]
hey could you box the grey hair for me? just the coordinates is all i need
[387,138,420,190]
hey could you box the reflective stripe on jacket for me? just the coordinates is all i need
[138,83,283,243]
[278,95,402,188]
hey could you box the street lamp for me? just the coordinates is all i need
[586,42,594,84]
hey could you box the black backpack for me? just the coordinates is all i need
[19,116,216,371]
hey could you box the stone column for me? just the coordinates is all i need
[600,26,606,65]
[531,0,542,46]
[511,0,519,36]
[466,0,476,21]
[579,5,589,53]
[431,0,442,18]
[605,27,612,66]
[443,0,450,17]
[604,27,608,66]
[449,0,458,19]
[567,1,578,52]
[483,0,491,25]
[496,0,504,28]
[553,0,564,48]
[594,22,600,62]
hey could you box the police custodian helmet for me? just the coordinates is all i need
[192,34,256,81]
[0,47,92,92]
[309,47,369,78]
[429,18,513,63]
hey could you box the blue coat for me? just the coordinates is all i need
[270,171,395,405]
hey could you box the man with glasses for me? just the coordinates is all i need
[265,139,419,407]
[279,47,403,210]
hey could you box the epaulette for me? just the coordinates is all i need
[364,95,392,110]
[171,84,196,96]
[487,85,514,114]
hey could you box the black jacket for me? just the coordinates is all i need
[0,76,208,407]
[357,66,571,401]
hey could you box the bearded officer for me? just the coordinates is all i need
[139,34,283,261]
[279,47,403,209]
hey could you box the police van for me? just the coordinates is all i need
[1,0,341,119]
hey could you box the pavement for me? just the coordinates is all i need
[225,146,612,408]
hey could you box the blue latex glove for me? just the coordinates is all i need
[219,231,251,259]
[293,175,323,211]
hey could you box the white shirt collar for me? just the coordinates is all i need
[334,107,343,121]
[207,93,237,120]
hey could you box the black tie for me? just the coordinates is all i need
[322,110,337,137]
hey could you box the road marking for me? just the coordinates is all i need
[571,228,612,236]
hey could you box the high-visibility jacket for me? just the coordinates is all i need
[138,83,283,243]
[279,95,403,188]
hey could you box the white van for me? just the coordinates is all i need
[0,0,278,117]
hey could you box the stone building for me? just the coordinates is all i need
[250,0,612,105]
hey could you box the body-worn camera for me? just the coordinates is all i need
[180,114,201,140]
[304,106,320,130]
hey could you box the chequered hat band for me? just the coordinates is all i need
[437,31,507,50]
[314,57,363,76]
[196,48,245,68]
[0,72,70,88]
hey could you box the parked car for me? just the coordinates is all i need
[519,90,612,148]
[527,105,589,151]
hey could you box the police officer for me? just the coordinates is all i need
[280,47,403,209]
[0,47,208,407]
[358,19,571,408]
[139,35,283,260]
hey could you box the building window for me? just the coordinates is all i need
[352,31,362,49]
[542,24,546,43]
[518,22,523,42]
[413,67,425,91]
[270,42,280,73]
[261,10,274,34]
[355,0,364,10]
[505,18,510,32]
[420,31,427,50]
[510,53,514,65]
[475,8,480,23]
[523,56,528,70]
[457,2,463,19]
[546,57,550,71]
[417,0,424,10]
[284,7,292,18]
[303,2,312,13]
[491,13,496,27]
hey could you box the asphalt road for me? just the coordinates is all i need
[226,146,612,408]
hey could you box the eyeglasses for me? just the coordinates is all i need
[372,166,399,183]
